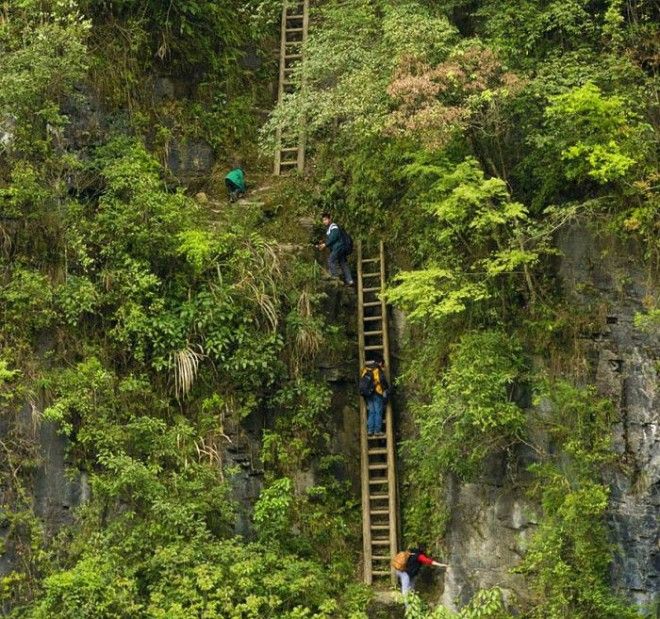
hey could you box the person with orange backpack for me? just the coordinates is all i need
[391,544,447,605]
[359,356,389,435]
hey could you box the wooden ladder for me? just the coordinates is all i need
[274,0,309,175]
[357,240,399,585]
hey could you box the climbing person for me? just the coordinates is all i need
[317,212,354,286]
[225,166,246,202]
[359,355,389,435]
[391,544,447,606]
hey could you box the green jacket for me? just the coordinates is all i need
[225,168,246,192]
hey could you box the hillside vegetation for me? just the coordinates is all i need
[0,1,657,618]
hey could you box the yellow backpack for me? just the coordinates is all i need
[391,550,412,571]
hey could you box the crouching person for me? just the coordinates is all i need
[391,544,447,608]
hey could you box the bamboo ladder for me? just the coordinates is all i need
[274,0,309,175]
[356,240,399,585]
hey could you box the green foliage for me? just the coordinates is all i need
[263,378,332,473]
[263,0,457,148]
[386,156,541,321]
[253,477,294,542]
[543,83,646,184]
[21,537,359,619]
[0,0,90,152]
[404,588,513,618]
[404,330,525,480]
[101,0,277,60]
[477,0,600,63]
[634,308,660,336]
[0,268,55,335]
[0,359,19,389]
[2,127,359,615]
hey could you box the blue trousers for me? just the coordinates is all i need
[366,394,384,434]
[396,570,414,608]
[328,249,353,284]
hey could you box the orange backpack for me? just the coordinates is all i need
[391,550,412,571]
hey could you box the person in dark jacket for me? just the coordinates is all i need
[395,544,447,606]
[317,212,354,285]
[360,356,389,435]
[225,167,246,202]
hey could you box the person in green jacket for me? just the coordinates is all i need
[225,167,246,202]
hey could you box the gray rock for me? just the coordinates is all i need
[166,139,214,181]
[557,224,659,610]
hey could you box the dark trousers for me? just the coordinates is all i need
[226,179,244,202]
[328,249,353,284]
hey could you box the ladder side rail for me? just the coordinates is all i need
[297,0,310,172]
[274,3,288,175]
[357,240,373,584]
[278,4,287,102]
[380,240,399,585]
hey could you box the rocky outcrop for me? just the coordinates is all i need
[434,224,658,612]
[558,224,659,609]
[440,462,536,610]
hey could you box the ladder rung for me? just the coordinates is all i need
[279,160,298,166]
[363,301,381,307]
[365,345,384,351]
[280,147,298,152]
[286,27,304,32]
[363,287,381,293]
[370,509,389,515]
[372,555,391,560]
[362,258,380,264]
[285,54,303,59]
[370,493,389,500]
[371,540,391,546]
[363,272,380,278]
[369,448,387,455]
[369,478,388,485]
[372,570,391,576]
[364,315,382,322]
[369,464,387,470]
[371,525,390,531]
[364,331,383,337]
[368,434,386,440]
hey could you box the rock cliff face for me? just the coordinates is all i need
[558,225,658,610]
[435,224,658,612]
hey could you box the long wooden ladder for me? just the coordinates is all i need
[274,0,309,175]
[357,240,399,585]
